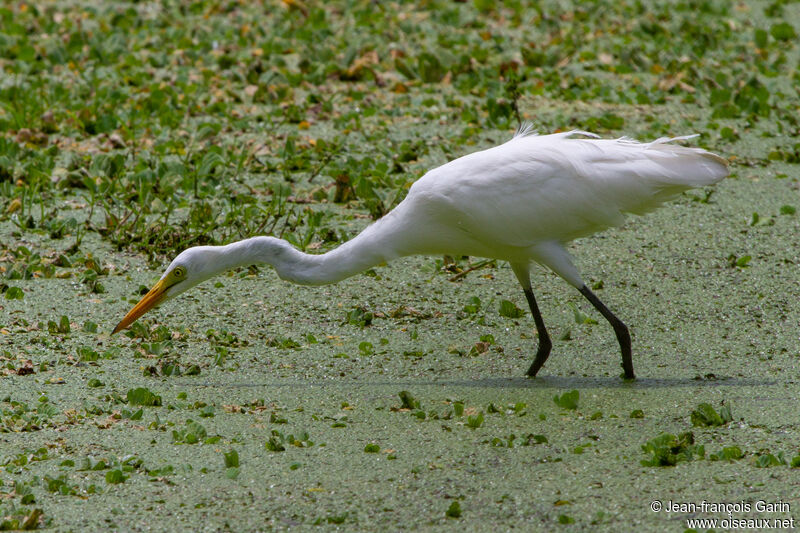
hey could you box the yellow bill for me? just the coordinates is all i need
[112,277,170,334]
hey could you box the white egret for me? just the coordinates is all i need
[113,126,728,379]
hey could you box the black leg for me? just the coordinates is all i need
[523,288,552,377]
[578,285,635,379]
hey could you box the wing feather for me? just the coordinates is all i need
[406,131,727,252]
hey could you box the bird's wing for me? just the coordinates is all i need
[407,131,727,251]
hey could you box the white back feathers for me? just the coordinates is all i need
[396,128,727,256]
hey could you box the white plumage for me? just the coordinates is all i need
[114,127,728,379]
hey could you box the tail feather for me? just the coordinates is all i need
[647,134,699,145]
[643,138,728,187]
[571,134,728,217]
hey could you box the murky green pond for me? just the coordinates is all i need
[3,0,800,530]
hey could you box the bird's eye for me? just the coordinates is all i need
[172,266,186,280]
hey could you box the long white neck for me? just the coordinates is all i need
[218,220,404,286]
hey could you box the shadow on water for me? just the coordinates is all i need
[188,375,778,390]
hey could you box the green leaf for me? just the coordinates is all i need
[198,151,225,179]
[184,364,201,375]
[4,286,23,300]
[105,469,128,484]
[770,22,796,41]
[718,404,733,423]
[749,212,773,226]
[77,346,99,361]
[224,449,239,468]
[266,430,286,452]
[417,52,445,83]
[754,452,786,468]
[126,387,162,406]
[185,419,207,440]
[462,296,481,314]
[709,446,743,462]
[754,28,768,48]
[398,391,420,410]
[553,390,580,410]
[445,501,462,518]
[524,434,548,445]
[344,306,373,328]
[569,302,598,325]
[690,402,731,427]
[466,412,484,429]
[327,513,348,525]
[498,300,524,318]
[641,432,704,467]
[358,341,374,356]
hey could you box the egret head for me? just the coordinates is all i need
[112,246,224,334]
